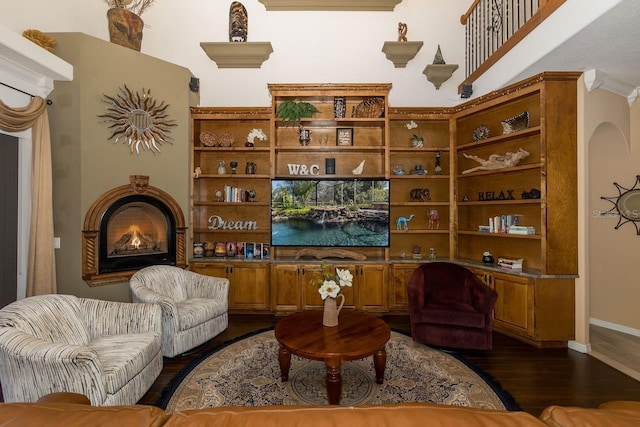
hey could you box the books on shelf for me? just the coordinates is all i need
[223,185,249,203]
[478,214,536,235]
[234,242,270,259]
[497,257,524,270]
[508,226,536,235]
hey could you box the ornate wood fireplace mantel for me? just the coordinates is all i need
[82,175,187,286]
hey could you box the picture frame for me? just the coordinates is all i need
[336,127,353,146]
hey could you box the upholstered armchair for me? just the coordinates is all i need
[407,262,498,350]
[0,294,162,406]
[129,265,229,358]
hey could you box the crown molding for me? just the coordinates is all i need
[0,25,72,97]
[258,0,402,11]
[584,68,639,106]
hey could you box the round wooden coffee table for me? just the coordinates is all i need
[274,309,391,405]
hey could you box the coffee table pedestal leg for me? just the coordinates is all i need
[325,358,342,405]
[373,348,387,384]
[278,345,291,381]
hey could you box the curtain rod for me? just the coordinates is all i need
[0,82,53,105]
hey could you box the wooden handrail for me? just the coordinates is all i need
[460,0,481,25]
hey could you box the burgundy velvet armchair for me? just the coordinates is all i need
[406,262,498,350]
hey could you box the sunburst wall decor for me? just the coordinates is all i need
[601,175,640,235]
[98,85,177,154]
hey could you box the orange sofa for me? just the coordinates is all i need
[0,393,638,427]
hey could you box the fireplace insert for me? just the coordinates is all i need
[99,194,176,274]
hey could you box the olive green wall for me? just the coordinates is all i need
[48,32,198,302]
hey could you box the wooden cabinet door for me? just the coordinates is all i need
[491,272,534,336]
[389,263,419,311]
[356,264,387,311]
[300,264,356,309]
[190,262,229,279]
[270,264,300,312]
[228,263,270,310]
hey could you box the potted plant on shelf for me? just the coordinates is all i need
[104,0,156,51]
[276,100,320,146]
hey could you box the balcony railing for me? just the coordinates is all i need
[460,0,566,89]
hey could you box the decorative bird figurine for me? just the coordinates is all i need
[352,160,366,175]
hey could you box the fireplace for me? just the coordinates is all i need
[83,175,186,286]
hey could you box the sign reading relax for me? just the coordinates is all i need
[208,214,258,230]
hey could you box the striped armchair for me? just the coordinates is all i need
[0,294,162,406]
[129,265,229,358]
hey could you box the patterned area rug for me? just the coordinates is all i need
[160,330,519,412]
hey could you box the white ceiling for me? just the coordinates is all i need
[512,0,640,92]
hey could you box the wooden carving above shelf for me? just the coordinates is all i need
[200,42,274,68]
[258,0,402,11]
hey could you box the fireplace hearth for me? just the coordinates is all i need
[83,176,186,286]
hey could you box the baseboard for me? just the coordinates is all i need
[568,340,591,354]
[590,317,640,338]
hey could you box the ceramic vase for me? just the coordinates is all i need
[107,8,144,51]
[322,294,345,327]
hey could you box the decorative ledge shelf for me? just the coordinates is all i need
[382,41,423,68]
[258,0,402,11]
[200,42,273,68]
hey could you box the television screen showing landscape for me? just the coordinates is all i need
[271,179,390,247]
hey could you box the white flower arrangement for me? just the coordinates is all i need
[247,128,268,144]
[405,120,418,130]
[314,262,353,300]
[405,120,423,147]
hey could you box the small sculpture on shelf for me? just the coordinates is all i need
[482,251,495,264]
[412,245,422,259]
[214,190,222,202]
[461,148,530,174]
[427,209,439,230]
[193,166,202,178]
[229,2,248,42]
[393,164,405,175]
[217,160,227,174]
[397,22,408,42]
[298,127,311,146]
[246,128,267,147]
[245,161,257,174]
[410,164,426,175]
[352,160,366,175]
[409,188,431,202]
[434,151,442,175]
[396,214,415,231]
[230,161,238,174]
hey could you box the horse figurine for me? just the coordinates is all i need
[396,214,415,231]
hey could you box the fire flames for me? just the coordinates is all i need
[110,224,160,255]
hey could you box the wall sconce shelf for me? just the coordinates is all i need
[200,42,274,68]
[381,41,423,68]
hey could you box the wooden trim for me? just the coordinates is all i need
[460,0,481,25]
[258,0,402,11]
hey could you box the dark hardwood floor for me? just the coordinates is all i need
[138,314,640,417]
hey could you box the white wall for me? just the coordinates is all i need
[0,0,469,107]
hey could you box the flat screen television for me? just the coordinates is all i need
[271,178,390,247]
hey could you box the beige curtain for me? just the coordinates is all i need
[0,96,56,296]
